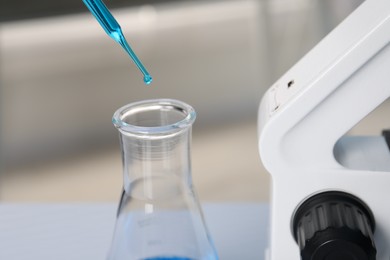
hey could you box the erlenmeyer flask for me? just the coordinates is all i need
[109,99,219,260]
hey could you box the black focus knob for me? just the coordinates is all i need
[293,191,376,260]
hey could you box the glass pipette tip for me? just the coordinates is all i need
[82,0,153,85]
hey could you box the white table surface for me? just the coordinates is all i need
[0,203,269,260]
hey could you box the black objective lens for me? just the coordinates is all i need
[292,191,376,260]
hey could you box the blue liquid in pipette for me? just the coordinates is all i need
[117,35,153,85]
[117,34,153,85]
[83,0,152,85]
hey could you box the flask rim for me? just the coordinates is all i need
[112,99,196,136]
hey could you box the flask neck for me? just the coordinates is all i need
[112,99,196,196]
[119,128,192,193]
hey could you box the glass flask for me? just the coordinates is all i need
[109,99,219,260]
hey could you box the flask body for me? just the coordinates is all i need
[109,99,218,260]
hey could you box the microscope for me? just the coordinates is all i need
[258,0,390,259]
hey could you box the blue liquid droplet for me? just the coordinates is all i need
[144,75,153,85]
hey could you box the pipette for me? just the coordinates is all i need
[83,0,153,85]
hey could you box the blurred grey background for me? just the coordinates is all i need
[3,0,387,202]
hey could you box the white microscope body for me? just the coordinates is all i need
[258,0,390,259]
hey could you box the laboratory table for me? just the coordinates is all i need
[0,203,269,260]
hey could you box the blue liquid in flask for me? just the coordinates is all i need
[83,0,152,85]
[111,197,218,260]
[143,256,217,260]
[143,257,192,260]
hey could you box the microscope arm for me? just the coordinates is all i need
[259,0,390,173]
